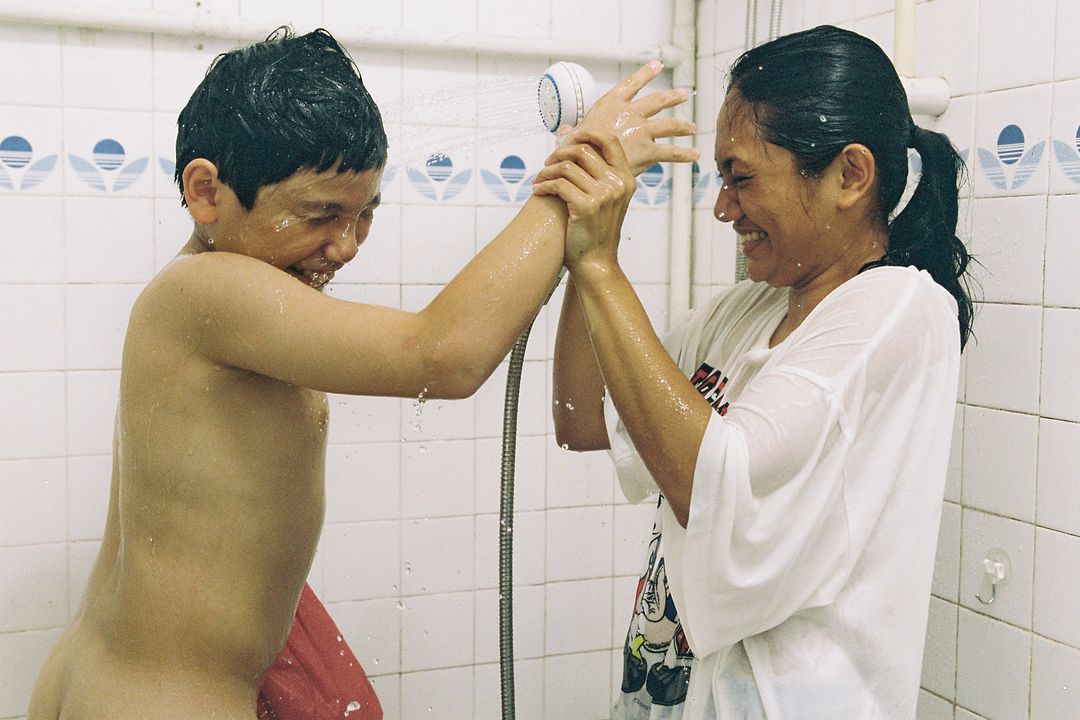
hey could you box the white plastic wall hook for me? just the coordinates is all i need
[975,547,1011,606]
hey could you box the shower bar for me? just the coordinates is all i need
[0,0,689,67]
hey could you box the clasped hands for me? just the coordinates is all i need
[532,61,698,269]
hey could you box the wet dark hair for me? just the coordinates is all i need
[175,27,387,210]
[728,25,973,349]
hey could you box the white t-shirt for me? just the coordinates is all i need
[608,266,960,720]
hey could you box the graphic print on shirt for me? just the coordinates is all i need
[620,516,693,707]
[690,362,730,415]
[618,360,732,713]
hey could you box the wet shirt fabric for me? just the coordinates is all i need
[608,267,960,720]
[258,583,382,720]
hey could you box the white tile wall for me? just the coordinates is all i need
[60,29,154,111]
[1032,528,1080,650]
[976,0,1056,93]
[959,509,1035,629]
[967,197,1046,305]
[400,591,475,672]
[1036,418,1080,536]
[1030,636,1080,719]
[1041,308,1080,422]
[963,304,1041,415]
[931,501,961,602]
[543,650,612,720]
[921,596,958,699]
[400,665,474,718]
[961,406,1037,521]
[972,85,1052,200]
[544,579,613,654]
[956,608,1031,720]
[1044,194,1080,308]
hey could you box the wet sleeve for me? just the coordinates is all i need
[661,273,952,656]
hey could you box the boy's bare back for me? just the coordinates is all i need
[30,241,332,718]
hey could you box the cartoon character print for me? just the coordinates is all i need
[619,359,733,712]
[620,517,694,707]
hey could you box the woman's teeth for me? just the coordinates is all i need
[739,230,767,244]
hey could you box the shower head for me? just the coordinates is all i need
[537,61,598,134]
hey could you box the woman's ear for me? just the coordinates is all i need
[182,159,221,224]
[834,143,877,211]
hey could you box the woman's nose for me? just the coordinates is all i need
[713,181,742,223]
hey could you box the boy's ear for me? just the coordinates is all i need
[182,159,221,224]
[833,143,877,211]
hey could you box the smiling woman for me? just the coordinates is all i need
[548,24,973,720]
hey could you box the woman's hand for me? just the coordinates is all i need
[532,130,637,270]
[568,61,698,176]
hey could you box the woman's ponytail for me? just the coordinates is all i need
[875,125,974,350]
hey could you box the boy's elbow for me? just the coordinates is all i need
[553,419,609,453]
[424,348,491,400]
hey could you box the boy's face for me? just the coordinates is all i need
[208,165,383,291]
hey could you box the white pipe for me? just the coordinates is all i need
[893,0,950,116]
[893,0,916,77]
[0,0,688,67]
[901,76,950,117]
[667,0,696,319]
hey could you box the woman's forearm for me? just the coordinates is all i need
[569,260,711,525]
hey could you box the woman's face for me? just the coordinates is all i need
[712,91,842,290]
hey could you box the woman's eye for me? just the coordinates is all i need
[308,215,336,225]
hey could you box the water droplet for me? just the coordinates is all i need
[404,562,412,573]
[345,700,362,715]
[396,600,405,610]
[336,634,343,642]
[564,402,575,411]
[560,443,569,450]
[819,114,827,123]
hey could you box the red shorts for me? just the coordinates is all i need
[258,583,382,720]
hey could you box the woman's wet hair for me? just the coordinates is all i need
[174,27,388,210]
[728,25,974,349]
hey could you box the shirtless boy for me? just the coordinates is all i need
[27,27,695,719]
